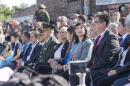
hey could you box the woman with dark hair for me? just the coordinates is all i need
[68,23,94,86]
[62,26,75,65]
[10,32,22,61]
[50,26,75,81]
[69,23,93,61]
[78,15,87,24]
[49,26,75,68]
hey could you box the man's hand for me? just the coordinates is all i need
[48,59,53,63]
[63,65,68,71]
[108,70,117,76]
[57,64,63,70]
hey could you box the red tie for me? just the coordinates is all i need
[92,35,101,65]
[94,35,101,50]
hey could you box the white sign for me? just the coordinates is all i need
[96,0,130,5]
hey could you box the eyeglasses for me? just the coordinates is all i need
[59,31,67,34]
[94,21,100,23]
[38,29,49,33]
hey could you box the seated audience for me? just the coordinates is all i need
[48,27,69,72]
[0,43,14,68]
[35,23,58,74]
[10,32,22,61]
[70,22,93,86]
[94,12,130,86]
[24,31,42,66]
[21,32,31,63]
[86,12,120,86]
[70,23,93,61]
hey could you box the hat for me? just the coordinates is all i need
[38,22,55,31]
[39,4,46,9]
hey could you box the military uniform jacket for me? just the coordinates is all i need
[37,36,58,65]
[36,11,50,23]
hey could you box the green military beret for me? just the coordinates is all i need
[38,22,55,31]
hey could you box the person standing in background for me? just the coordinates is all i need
[34,4,50,23]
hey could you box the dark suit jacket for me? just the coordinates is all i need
[21,44,32,62]
[25,42,42,65]
[54,41,69,59]
[116,48,130,74]
[88,30,120,70]
[121,35,130,50]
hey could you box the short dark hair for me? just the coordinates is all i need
[95,12,110,27]
[23,32,30,39]
[78,15,87,23]
[67,26,75,34]
[10,32,19,38]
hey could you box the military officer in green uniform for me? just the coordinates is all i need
[35,22,58,74]
[34,4,50,23]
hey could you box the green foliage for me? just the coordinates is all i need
[0,4,12,21]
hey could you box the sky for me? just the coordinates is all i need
[0,0,36,8]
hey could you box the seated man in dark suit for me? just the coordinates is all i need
[94,12,130,86]
[24,31,42,67]
[86,12,120,86]
[21,32,31,63]
[35,22,58,74]
[95,41,130,86]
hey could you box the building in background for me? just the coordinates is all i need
[11,0,130,22]
[37,0,82,20]
[95,0,130,18]
[11,5,37,22]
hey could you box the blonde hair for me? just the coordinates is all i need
[0,26,5,43]
[0,26,4,35]
[108,23,118,34]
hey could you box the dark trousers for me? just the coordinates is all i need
[95,72,130,86]
[85,69,108,86]
[55,70,69,81]
[37,65,52,74]
[113,76,129,86]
